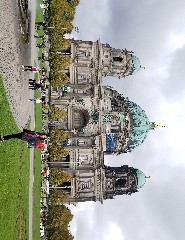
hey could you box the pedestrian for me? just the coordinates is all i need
[34,82,44,90]
[36,43,46,48]
[22,65,40,73]
[35,141,44,150]
[29,79,36,89]
[0,129,47,144]
[29,80,44,90]
[34,34,45,39]
[35,22,47,27]
[38,53,45,61]
[28,98,42,103]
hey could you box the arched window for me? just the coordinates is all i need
[77,50,86,57]
[72,109,90,130]
[115,178,127,188]
[113,56,123,62]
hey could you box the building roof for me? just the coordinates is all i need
[135,169,147,189]
[131,55,141,75]
[110,92,154,154]
[125,100,152,152]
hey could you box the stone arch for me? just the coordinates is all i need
[115,178,127,188]
[72,108,90,130]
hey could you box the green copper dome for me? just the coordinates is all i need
[135,169,146,189]
[125,100,151,152]
[131,56,141,75]
[110,92,156,155]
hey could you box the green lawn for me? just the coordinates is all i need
[36,0,44,22]
[33,149,42,240]
[32,1,45,239]
[35,89,42,132]
[0,76,29,240]
[33,89,42,240]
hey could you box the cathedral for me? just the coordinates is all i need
[49,39,158,203]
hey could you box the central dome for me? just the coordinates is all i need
[109,91,157,154]
[125,100,151,152]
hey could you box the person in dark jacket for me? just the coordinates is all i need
[0,129,47,145]
[29,79,44,90]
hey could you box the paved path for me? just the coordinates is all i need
[0,0,31,129]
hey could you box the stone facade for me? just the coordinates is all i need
[49,39,149,203]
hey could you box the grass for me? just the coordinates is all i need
[36,0,44,22]
[32,2,45,239]
[33,89,42,240]
[33,149,42,240]
[0,76,30,240]
[35,90,42,132]
[33,103,42,240]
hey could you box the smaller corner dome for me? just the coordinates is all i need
[135,169,146,189]
[131,56,141,75]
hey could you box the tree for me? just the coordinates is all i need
[47,228,74,240]
[49,128,69,144]
[49,53,71,71]
[49,189,69,205]
[49,169,71,186]
[46,205,73,228]
[50,72,69,87]
[49,106,67,121]
[49,145,69,161]
[45,205,74,240]
[49,37,71,51]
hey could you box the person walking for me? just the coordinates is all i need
[36,43,46,48]
[34,34,45,39]
[28,98,42,103]
[29,80,44,90]
[38,53,45,61]
[35,22,47,27]
[35,141,44,150]
[22,65,40,73]
[0,129,47,144]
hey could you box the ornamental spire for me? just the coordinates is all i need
[150,122,166,129]
[140,66,146,70]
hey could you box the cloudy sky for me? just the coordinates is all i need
[68,1,185,239]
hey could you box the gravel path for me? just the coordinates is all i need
[0,0,31,129]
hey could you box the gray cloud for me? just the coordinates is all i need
[161,45,185,100]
